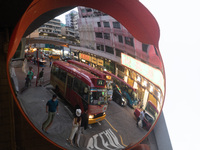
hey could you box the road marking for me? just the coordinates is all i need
[105,118,117,133]
[119,135,127,147]
[87,128,124,150]
[105,118,127,147]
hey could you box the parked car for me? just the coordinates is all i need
[121,89,138,108]
[61,56,71,61]
[134,108,155,131]
[112,83,127,106]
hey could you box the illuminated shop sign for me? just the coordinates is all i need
[80,53,91,61]
[127,77,134,87]
[92,57,97,64]
[97,59,104,66]
[121,53,164,94]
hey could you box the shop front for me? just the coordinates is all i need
[104,60,115,74]
[79,53,105,71]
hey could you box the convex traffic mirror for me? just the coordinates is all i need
[7,1,164,149]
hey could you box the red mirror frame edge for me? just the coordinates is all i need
[6,0,164,149]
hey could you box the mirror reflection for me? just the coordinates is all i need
[9,6,164,150]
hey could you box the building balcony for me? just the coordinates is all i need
[95,38,104,44]
[114,42,125,50]
[87,12,93,16]
[94,27,103,32]
[104,39,113,47]
[95,38,113,47]
[93,27,115,33]
[103,28,111,33]
[112,28,123,35]
[135,49,148,62]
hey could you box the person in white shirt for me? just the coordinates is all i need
[136,110,145,127]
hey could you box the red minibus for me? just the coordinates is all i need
[50,61,108,124]
[67,60,113,100]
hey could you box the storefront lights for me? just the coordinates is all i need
[143,80,147,87]
[157,91,161,100]
[137,76,141,82]
[121,53,164,95]
[150,85,154,92]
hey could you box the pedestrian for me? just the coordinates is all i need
[33,57,36,65]
[22,57,28,74]
[67,109,82,146]
[136,110,145,127]
[27,66,34,86]
[25,74,30,88]
[76,106,88,147]
[42,94,59,133]
[49,58,52,67]
[38,68,44,86]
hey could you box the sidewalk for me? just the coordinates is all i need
[16,60,51,91]
[17,86,74,149]
[13,60,88,149]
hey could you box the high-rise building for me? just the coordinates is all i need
[27,18,63,49]
[65,10,79,38]
[38,18,62,37]
[76,6,163,75]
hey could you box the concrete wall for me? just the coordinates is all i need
[0,29,60,150]
[154,111,173,150]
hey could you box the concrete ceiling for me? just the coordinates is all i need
[0,1,74,37]
[0,0,33,29]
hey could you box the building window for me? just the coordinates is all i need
[142,44,148,53]
[97,22,101,27]
[105,46,114,54]
[117,64,125,72]
[95,32,103,38]
[96,44,104,51]
[113,22,121,29]
[86,8,92,12]
[118,35,123,43]
[103,21,110,28]
[81,9,86,13]
[125,37,134,47]
[116,49,123,57]
[104,33,110,40]
[101,45,104,51]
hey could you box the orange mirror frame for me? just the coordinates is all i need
[6,0,164,149]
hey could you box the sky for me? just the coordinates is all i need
[56,2,200,149]
[56,8,78,24]
[141,0,200,150]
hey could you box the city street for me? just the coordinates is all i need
[13,59,148,150]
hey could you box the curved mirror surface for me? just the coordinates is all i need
[9,6,165,150]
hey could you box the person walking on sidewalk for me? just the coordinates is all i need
[49,58,52,67]
[42,94,59,133]
[136,110,145,127]
[38,68,44,86]
[27,66,34,86]
[67,109,82,146]
[25,74,30,88]
[76,106,88,147]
